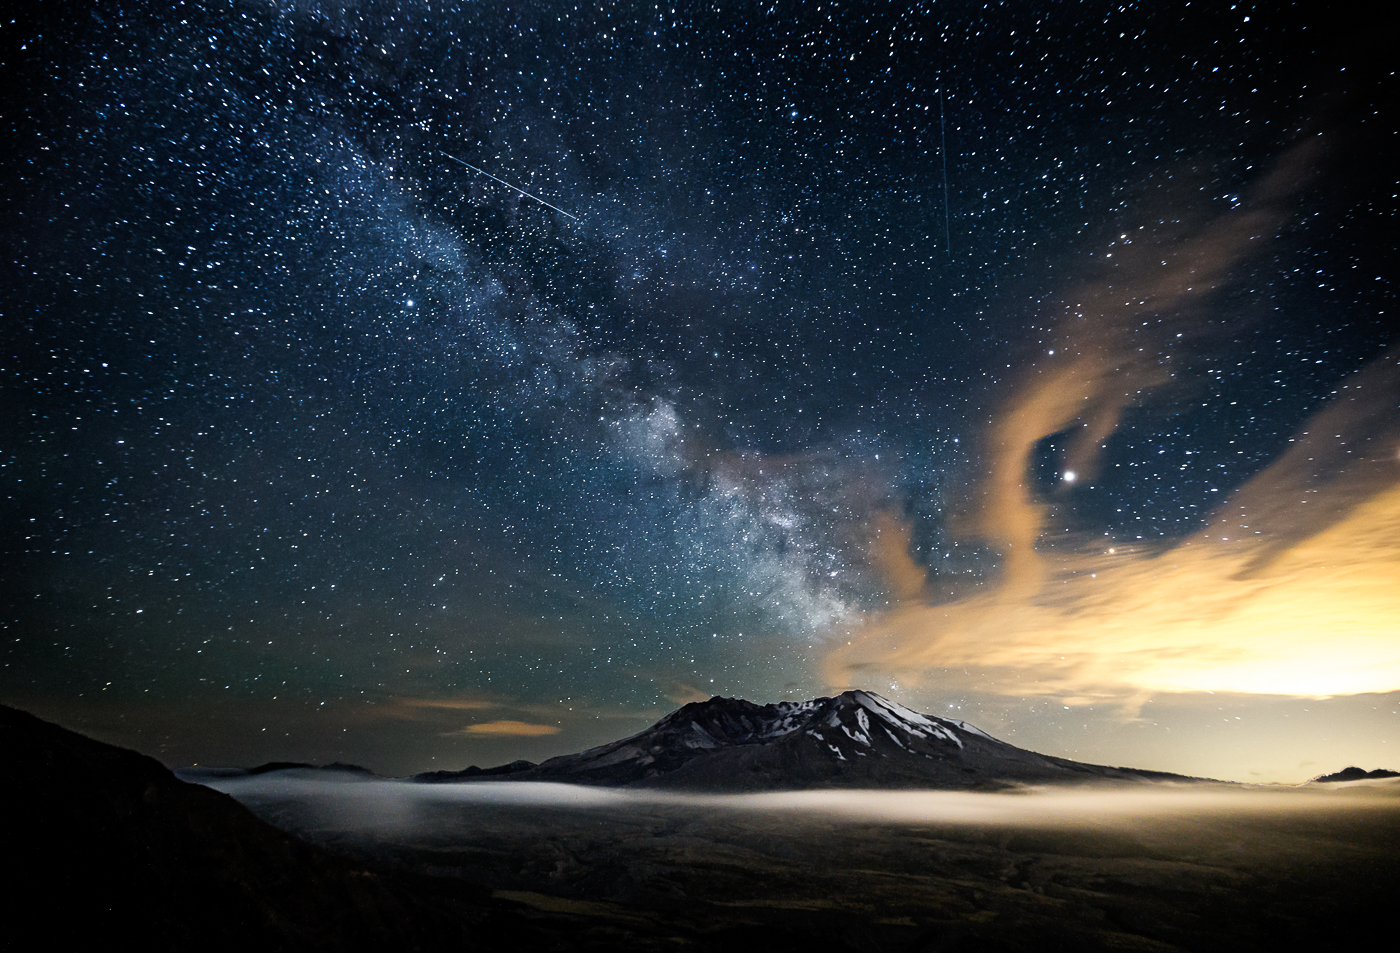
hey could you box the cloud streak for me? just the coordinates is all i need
[454,720,562,736]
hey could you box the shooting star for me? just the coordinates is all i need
[441,152,579,221]
[939,87,952,259]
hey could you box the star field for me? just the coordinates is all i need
[2,1,1394,779]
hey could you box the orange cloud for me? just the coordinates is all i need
[455,720,561,736]
[828,354,1400,701]
[957,138,1321,596]
[868,512,927,601]
[825,141,1400,706]
[664,683,717,705]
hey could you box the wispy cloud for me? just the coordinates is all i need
[825,143,1400,705]
[663,683,715,705]
[399,698,502,711]
[452,720,561,736]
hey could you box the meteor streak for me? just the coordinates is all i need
[441,152,579,221]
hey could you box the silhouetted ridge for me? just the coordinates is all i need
[412,759,536,783]
[248,760,317,774]
[177,760,383,780]
[1314,766,1400,782]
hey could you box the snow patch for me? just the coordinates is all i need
[854,691,964,748]
[684,724,722,749]
[948,719,996,741]
[840,724,872,747]
[930,724,963,748]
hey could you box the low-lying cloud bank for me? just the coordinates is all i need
[195,773,1400,833]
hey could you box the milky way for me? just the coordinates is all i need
[2,1,1394,780]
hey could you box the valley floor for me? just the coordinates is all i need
[224,780,1400,953]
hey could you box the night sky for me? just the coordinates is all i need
[3,1,1395,783]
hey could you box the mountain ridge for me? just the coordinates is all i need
[413,690,1206,791]
[1312,766,1400,783]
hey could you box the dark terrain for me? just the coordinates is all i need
[222,774,1400,953]
[1,703,487,951]
[8,700,1400,952]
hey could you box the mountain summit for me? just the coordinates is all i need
[419,690,1196,790]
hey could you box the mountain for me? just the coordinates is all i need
[417,690,1198,790]
[179,759,382,779]
[412,758,537,782]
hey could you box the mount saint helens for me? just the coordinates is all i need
[410,691,1200,790]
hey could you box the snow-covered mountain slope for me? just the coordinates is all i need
[417,690,1198,791]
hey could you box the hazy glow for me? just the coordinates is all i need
[724,782,1400,825]
[829,479,1400,702]
[200,776,1400,831]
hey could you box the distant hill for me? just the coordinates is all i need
[415,690,1203,790]
[1313,766,1400,783]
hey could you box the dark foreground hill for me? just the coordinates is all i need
[416,690,1201,789]
[0,704,506,952]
